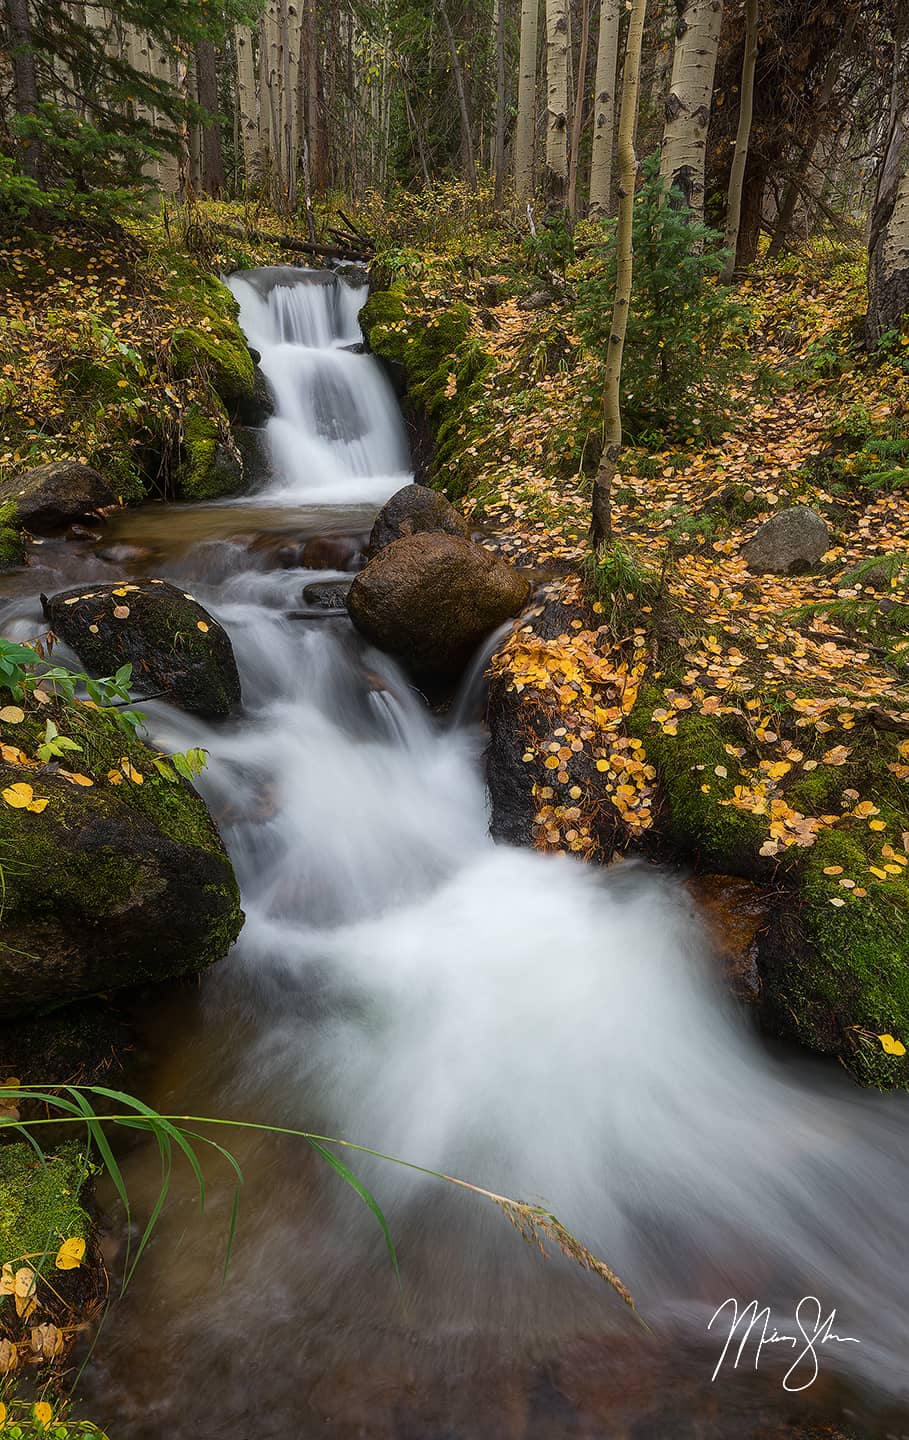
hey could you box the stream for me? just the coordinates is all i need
[3,269,909,1438]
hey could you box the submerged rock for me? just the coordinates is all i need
[741,506,830,574]
[0,701,242,1017]
[301,534,364,571]
[302,579,351,610]
[366,483,469,558]
[0,461,115,532]
[348,532,530,680]
[43,579,241,718]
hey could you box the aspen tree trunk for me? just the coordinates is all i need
[437,0,477,188]
[588,0,620,216]
[235,24,259,184]
[544,0,569,202]
[720,0,758,281]
[766,2,859,259]
[591,0,647,549]
[514,0,540,200]
[493,0,507,206]
[566,0,591,218]
[659,0,723,218]
[866,32,909,347]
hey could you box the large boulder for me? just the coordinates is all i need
[43,579,241,718]
[741,506,830,574]
[0,701,243,1017]
[0,461,115,532]
[366,483,469,558]
[347,532,530,680]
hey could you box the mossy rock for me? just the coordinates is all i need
[0,462,115,533]
[631,681,909,1086]
[0,1141,91,1278]
[0,501,24,570]
[0,697,243,1016]
[43,579,241,719]
[176,402,244,501]
[168,321,255,413]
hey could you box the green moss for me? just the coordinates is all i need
[167,278,255,411]
[176,400,242,500]
[0,1141,91,1275]
[0,499,24,567]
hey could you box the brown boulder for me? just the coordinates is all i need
[0,461,115,531]
[367,483,469,558]
[347,532,530,680]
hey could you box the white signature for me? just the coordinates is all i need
[708,1296,860,1391]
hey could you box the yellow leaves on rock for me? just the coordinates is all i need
[0,705,25,723]
[197,620,210,633]
[821,745,851,766]
[852,800,880,819]
[868,819,887,831]
[879,1034,907,1056]
[113,605,130,619]
[823,865,843,875]
[2,782,47,813]
[59,770,93,787]
[113,758,144,784]
[54,1236,85,1270]
[106,768,123,785]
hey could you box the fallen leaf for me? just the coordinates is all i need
[33,1401,53,1427]
[113,605,130,619]
[196,621,210,633]
[54,1236,85,1271]
[0,706,24,723]
[2,782,33,809]
[879,1034,906,1057]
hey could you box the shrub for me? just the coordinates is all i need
[573,154,746,444]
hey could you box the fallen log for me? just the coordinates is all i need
[215,222,372,263]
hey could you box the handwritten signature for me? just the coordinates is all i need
[708,1296,860,1391]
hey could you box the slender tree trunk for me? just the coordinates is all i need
[588,0,621,216]
[544,0,569,202]
[567,0,591,218]
[494,0,507,205]
[437,0,477,187]
[515,0,540,201]
[7,0,43,181]
[196,38,225,197]
[766,2,859,259]
[591,0,648,548]
[235,25,259,185]
[659,0,723,219]
[720,0,758,281]
[866,27,909,347]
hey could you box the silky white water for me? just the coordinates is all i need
[3,267,904,1434]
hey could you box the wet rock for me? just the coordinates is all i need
[741,506,830,575]
[347,532,530,681]
[43,579,241,718]
[66,524,102,542]
[0,704,242,1017]
[236,364,275,427]
[302,579,351,610]
[301,534,364,571]
[686,874,767,1004]
[341,341,366,355]
[96,542,155,566]
[366,483,469,558]
[0,461,115,532]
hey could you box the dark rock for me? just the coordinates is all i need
[66,524,102,542]
[302,579,351,610]
[236,364,275,427]
[332,262,370,287]
[301,534,364,571]
[96,543,155,566]
[367,483,469,558]
[0,708,242,1017]
[0,461,116,532]
[43,579,241,718]
[741,506,831,575]
[518,290,554,311]
[347,532,530,680]
[341,342,366,355]
[242,266,334,297]
[234,426,272,490]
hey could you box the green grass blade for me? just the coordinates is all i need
[307,1138,400,1284]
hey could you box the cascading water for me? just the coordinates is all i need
[3,269,909,1438]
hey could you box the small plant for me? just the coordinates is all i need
[573,154,746,444]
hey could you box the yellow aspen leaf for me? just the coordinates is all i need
[54,1236,85,1270]
[196,621,210,633]
[113,605,130,619]
[0,1263,14,1295]
[879,1034,906,1056]
[884,864,902,875]
[828,897,846,907]
[61,772,93,787]
[107,769,123,785]
[869,819,887,831]
[112,586,129,596]
[543,755,560,769]
[89,624,99,634]
[822,866,843,875]
[0,1401,6,1422]
[0,706,25,723]
[595,759,609,772]
[869,866,888,880]
[27,798,48,814]
[2,782,33,808]
[0,1340,16,1375]
[852,801,879,818]
[120,758,144,784]
[714,765,727,778]
[33,1401,53,1427]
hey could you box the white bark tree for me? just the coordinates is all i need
[514,0,540,201]
[867,41,909,347]
[588,0,621,216]
[659,0,723,219]
[544,0,569,202]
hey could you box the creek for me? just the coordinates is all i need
[2,269,908,1438]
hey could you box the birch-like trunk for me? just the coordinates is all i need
[720,0,758,281]
[659,0,723,219]
[588,0,620,216]
[493,0,507,205]
[544,0,569,202]
[866,38,909,347]
[235,24,259,184]
[514,0,540,200]
[591,0,648,548]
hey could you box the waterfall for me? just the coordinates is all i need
[228,268,411,505]
[22,265,900,1437]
